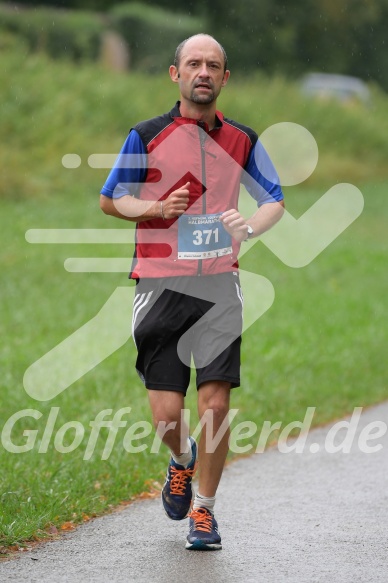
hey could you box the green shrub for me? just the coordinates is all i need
[0,29,28,53]
[0,4,104,61]
[109,2,205,72]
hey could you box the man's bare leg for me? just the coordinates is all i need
[148,383,231,490]
[196,380,231,497]
[148,388,196,522]
[148,389,189,455]
[184,380,230,550]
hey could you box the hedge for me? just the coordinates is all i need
[0,4,104,61]
[109,2,205,72]
[0,2,205,70]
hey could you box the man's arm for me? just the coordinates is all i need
[220,200,285,243]
[100,128,189,222]
[100,194,160,222]
[221,136,285,242]
[100,181,191,222]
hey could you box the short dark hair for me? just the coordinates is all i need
[174,34,228,73]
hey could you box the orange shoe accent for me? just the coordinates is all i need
[169,465,197,496]
[188,507,213,532]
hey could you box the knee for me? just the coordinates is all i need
[148,391,184,430]
[206,400,229,424]
[151,410,179,431]
[199,385,230,423]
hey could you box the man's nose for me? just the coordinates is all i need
[198,63,210,77]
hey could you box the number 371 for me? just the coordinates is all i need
[192,228,219,245]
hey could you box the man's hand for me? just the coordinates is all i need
[220,209,250,243]
[162,181,190,219]
[221,201,285,243]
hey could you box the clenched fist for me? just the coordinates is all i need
[162,181,190,219]
[220,209,250,243]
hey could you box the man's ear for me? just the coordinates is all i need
[169,65,180,83]
[221,70,230,87]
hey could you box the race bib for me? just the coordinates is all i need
[177,213,232,260]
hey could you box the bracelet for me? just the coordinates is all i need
[160,201,165,220]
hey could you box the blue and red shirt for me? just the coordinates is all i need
[101,102,283,279]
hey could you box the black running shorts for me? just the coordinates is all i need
[132,272,243,395]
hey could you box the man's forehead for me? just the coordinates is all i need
[181,38,224,63]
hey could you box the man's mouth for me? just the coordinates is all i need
[195,83,212,90]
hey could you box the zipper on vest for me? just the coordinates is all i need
[197,122,207,276]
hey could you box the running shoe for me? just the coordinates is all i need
[185,506,222,550]
[162,436,197,520]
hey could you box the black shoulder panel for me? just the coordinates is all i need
[133,112,174,148]
[222,117,258,146]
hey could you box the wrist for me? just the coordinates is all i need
[244,224,254,241]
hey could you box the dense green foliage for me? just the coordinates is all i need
[206,0,388,89]
[0,4,103,61]
[2,0,388,89]
[110,2,204,72]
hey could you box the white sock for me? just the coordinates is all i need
[171,438,192,468]
[193,492,216,514]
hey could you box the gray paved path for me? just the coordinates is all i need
[1,403,387,582]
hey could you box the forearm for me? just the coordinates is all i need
[247,200,285,238]
[100,194,162,223]
[100,181,190,222]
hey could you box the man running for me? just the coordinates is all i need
[100,33,284,550]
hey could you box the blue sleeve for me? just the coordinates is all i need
[100,129,147,199]
[242,140,284,206]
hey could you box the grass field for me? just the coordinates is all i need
[0,46,387,547]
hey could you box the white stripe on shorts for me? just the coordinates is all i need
[132,291,153,340]
[235,282,244,307]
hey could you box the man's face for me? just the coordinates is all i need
[170,37,230,105]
